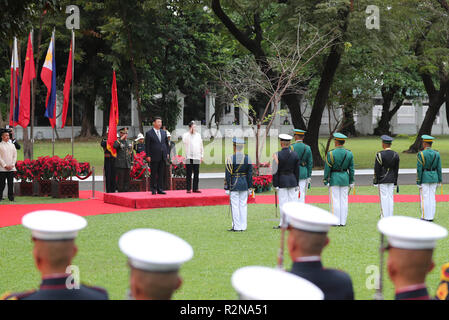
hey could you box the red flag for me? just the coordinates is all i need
[10,37,20,127]
[107,70,119,157]
[18,33,36,128]
[61,40,72,128]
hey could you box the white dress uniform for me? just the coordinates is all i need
[231,265,323,300]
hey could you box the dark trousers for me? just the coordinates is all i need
[104,157,117,193]
[116,168,130,192]
[150,160,165,192]
[186,159,200,191]
[0,171,14,200]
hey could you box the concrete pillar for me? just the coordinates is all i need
[56,90,63,128]
[440,103,446,135]
[205,92,216,126]
[94,99,103,131]
[239,97,250,127]
[176,90,186,129]
[131,93,139,135]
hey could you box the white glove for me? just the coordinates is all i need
[325,183,330,187]
[349,184,355,189]
[225,190,230,195]
[307,178,312,184]
[248,189,252,194]
[418,184,423,189]
[438,183,442,188]
[275,187,279,191]
[373,184,378,187]
[295,186,299,192]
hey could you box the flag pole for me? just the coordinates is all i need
[30,30,34,160]
[12,37,16,129]
[71,28,75,157]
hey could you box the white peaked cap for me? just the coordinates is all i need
[377,216,448,250]
[22,210,87,240]
[279,134,292,141]
[282,202,339,232]
[119,229,194,272]
[135,133,144,141]
[232,266,324,300]
[166,131,171,137]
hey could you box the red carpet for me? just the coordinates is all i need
[103,189,256,209]
[0,190,448,228]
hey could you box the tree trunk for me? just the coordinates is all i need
[374,86,397,135]
[303,7,350,167]
[282,92,306,129]
[341,103,356,136]
[79,88,99,137]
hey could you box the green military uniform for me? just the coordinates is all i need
[291,129,313,203]
[323,133,354,226]
[417,135,442,221]
[114,128,134,192]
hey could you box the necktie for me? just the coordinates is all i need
[157,130,161,142]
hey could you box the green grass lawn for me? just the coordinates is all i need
[0,200,448,300]
[15,135,449,173]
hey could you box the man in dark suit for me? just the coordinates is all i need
[282,202,354,300]
[145,116,169,195]
[272,134,299,229]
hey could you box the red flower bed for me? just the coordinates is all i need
[130,152,150,180]
[253,175,272,188]
[172,155,186,178]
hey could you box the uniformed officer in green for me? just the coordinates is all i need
[417,135,442,221]
[114,127,134,192]
[323,133,354,226]
[290,129,313,203]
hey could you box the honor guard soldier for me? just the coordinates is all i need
[272,134,300,229]
[436,263,449,300]
[377,216,447,300]
[225,137,253,232]
[101,128,117,193]
[119,228,193,300]
[373,135,400,218]
[133,133,146,154]
[417,135,442,221]
[282,202,354,300]
[114,127,134,192]
[323,133,354,226]
[290,129,313,203]
[1,210,109,300]
[231,265,323,300]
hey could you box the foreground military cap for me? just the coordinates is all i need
[232,266,324,300]
[22,210,87,240]
[119,228,194,272]
[232,137,245,145]
[282,202,339,232]
[421,134,435,142]
[377,216,447,249]
[381,135,393,143]
[293,129,306,135]
[279,134,292,141]
[333,132,347,140]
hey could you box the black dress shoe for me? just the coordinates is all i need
[152,191,157,195]
[8,197,14,202]
[227,228,236,232]
[273,226,281,229]
[193,190,202,193]
[186,190,191,193]
[157,190,166,195]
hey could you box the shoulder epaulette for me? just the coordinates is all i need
[0,289,36,300]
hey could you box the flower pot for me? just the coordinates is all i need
[129,180,146,192]
[35,180,52,197]
[51,180,79,198]
[171,177,187,190]
[19,181,34,196]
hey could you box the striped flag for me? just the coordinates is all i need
[9,37,20,127]
[41,31,57,128]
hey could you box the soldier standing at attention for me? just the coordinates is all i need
[101,128,117,193]
[373,135,400,218]
[114,127,133,192]
[323,133,354,226]
[290,129,313,203]
[282,202,354,300]
[1,210,109,300]
[224,138,253,232]
[377,216,447,300]
[272,134,299,229]
[417,135,442,222]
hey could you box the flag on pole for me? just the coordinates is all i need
[18,32,36,128]
[106,70,119,157]
[61,39,72,128]
[41,31,57,128]
[9,37,20,127]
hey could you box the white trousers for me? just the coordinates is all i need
[279,187,297,226]
[298,179,308,203]
[378,183,394,218]
[329,186,349,226]
[420,183,438,221]
[230,191,248,231]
